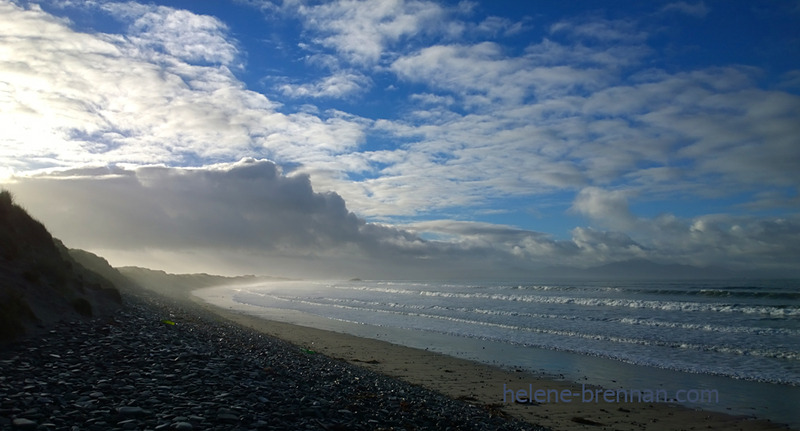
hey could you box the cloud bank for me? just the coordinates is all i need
[6,160,799,277]
[1,0,798,276]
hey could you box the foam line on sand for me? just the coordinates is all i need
[192,287,794,431]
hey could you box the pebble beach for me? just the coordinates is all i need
[0,294,539,431]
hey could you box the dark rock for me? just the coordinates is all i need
[117,406,145,416]
[11,418,37,429]
[216,413,239,423]
[117,419,138,429]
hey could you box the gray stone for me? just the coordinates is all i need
[117,419,139,430]
[117,406,145,416]
[251,420,270,429]
[12,418,37,429]
[216,413,239,423]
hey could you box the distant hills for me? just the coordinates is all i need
[0,188,288,344]
[535,258,791,279]
[70,248,290,299]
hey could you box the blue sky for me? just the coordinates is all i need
[1,0,799,278]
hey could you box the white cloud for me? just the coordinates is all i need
[570,187,636,230]
[102,2,240,65]
[567,186,800,270]
[570,227,646,263]
[648,214,800,270]
[550,18,647,43]
[659,2,710,18]
[277,71,371,98]
[297,0,448,66]
[624,69,800,188]
[371,52,800,217]
[409,92,455,106]
[0,1,368,175]
[404,214,800,272]
[524,38,651,68]
[5,159,387,252]
[391,42,610,107]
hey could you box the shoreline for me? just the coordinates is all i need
[192,285,796,431]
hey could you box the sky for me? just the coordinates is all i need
[1,0,799,278]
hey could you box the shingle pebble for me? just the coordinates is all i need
[11,418,37,429]
[0,293,545,431]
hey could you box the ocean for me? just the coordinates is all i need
[195,278,800,427]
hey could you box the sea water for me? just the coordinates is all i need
[195,278,800,426]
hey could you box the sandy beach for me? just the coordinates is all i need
[192,286,795,431]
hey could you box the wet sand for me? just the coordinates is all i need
[191,286,794,431]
